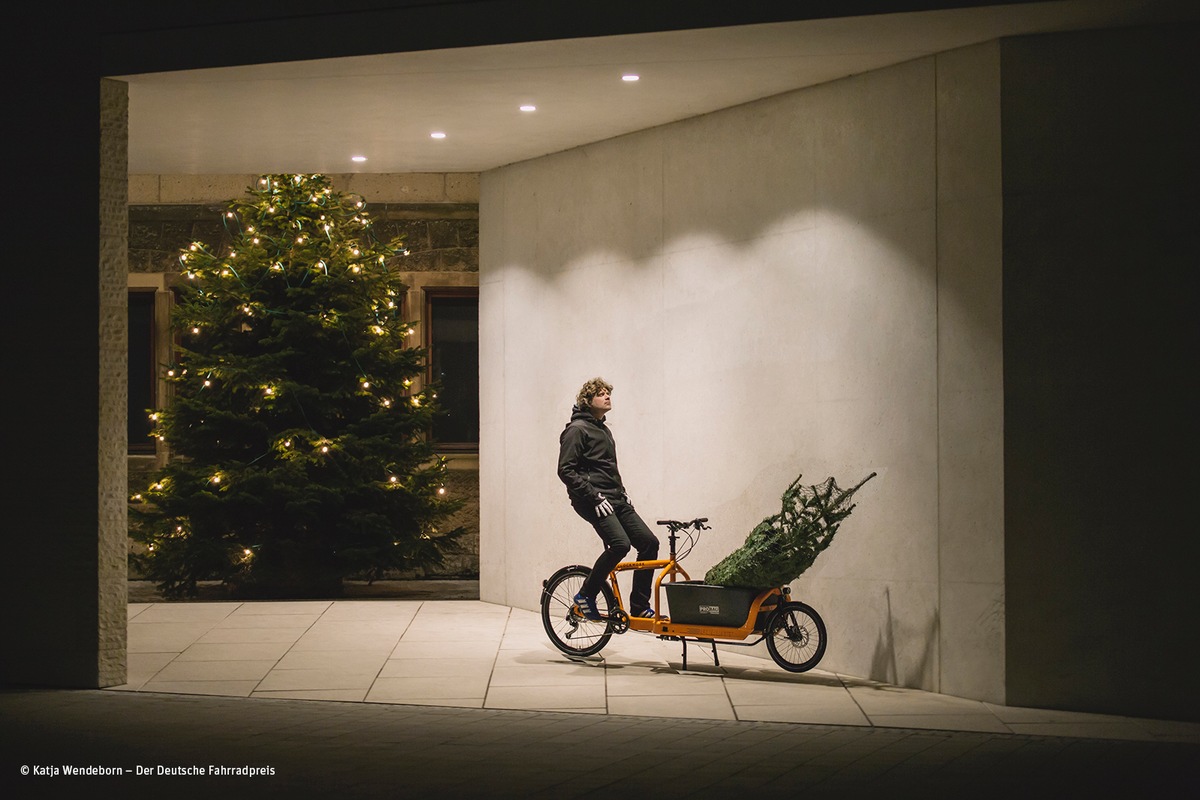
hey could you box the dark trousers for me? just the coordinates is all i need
[572,497,660,612]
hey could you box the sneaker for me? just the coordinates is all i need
[632,608,655,618]
[573,592,603,621]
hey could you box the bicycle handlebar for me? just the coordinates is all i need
[655,517,709,529]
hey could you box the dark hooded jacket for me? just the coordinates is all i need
[557,405,626,505]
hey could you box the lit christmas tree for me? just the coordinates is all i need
[130,174,463,599]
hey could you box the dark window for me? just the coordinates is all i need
[128,290,157,454]
[425,288,479,450]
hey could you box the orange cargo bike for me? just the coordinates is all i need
[540,517,827,672]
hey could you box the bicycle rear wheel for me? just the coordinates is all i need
[765,601,827,673]
[541,566,616,657]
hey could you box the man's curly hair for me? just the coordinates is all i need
[576,377,613,409]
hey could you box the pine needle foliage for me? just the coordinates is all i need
[704,472,877,590]
[129,174,464,598]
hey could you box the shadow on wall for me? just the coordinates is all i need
[870,586,939,688]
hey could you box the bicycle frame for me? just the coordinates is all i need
[604,554,687,625]
[605,556,784,641]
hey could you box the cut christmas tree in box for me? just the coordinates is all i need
[704,471,877,591]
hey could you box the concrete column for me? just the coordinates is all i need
[934,42,1005,704]
[98,77,130,686]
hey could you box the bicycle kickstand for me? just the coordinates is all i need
[679,638,720,671]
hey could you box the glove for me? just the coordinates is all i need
[596,494,615,519]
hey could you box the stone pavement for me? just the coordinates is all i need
[110,594,1200,743]
[2,585,1197,798]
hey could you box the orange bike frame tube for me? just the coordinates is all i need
[606,557,690,619]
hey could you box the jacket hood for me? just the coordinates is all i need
[569,405,604,425]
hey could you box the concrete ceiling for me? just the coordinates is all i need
[118,0,1194,175]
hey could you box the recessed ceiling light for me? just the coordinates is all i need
[519,105,536,112]
[622,74,640,82]
[351,155,367,162]
[430,132,447,139]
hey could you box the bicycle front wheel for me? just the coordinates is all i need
[541,566,615,658]
[765,601,827,673]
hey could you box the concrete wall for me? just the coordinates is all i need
[480,46,1005,699]
[1000,26,1198,721]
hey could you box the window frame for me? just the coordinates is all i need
[127,287,160,455]
[422,285,480,453]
